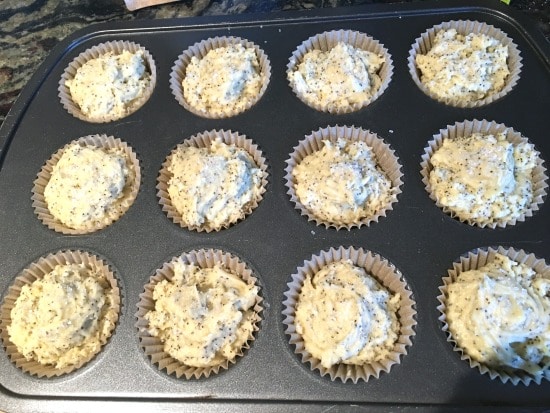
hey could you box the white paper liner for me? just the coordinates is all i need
[170,36,271,119]
[282,246,416,383]
[437,246,550,385]
[0,250,121,378]
[408,20,522,108]
[135,249,263,380]
[286,30,393,114]
[284,125,403,230]
[59,40,157,123]
[157,129,268,232]
[32,134,141,235]
[420,119,548,228]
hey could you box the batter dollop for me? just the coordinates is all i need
[289,42,385,109]
[44,143,133,231]
[66,50,151,120]
[145,260,259,367]
[428,132,537,225]
[167,139,263,230]
[293,138,393,224]
[183,43,262,115]
[295,260,400,368]
[446,254,550,375]
[415,29,509,102]
[8,263,117,369]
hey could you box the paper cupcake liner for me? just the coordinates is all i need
[32,134,141,235]
[170,36,271,119]
[420,119,548,228]
[135,249,263,380]
[59,40,157,123]
[284,125,403,230]
[282,246,416,383]
[408,20,522,108]
[286,30,393,114]
[157,129,268,232]
[437,246,550,385]
[0,250,121,378]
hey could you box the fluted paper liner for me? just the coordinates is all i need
[59,40,157,122]
[408,20,522,108]
[170,36,271,119]
[0,250,121,378]
[287,30,393,114]
[282,246,416,383]
[420,119,548,228]
[285,125,403,230]
[157,129,268,232]
[437,246,550,385]
[32,134,141,235]
[135,249,263,380]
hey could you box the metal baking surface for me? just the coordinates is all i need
[0,0,549,411]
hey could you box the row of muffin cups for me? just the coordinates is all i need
[0,244,547,386]
[58,19,523,124]
[31,119,548,236]
[6,122,549,385]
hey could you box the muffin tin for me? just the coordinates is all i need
[0,0,549,411]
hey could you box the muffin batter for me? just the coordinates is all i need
[66,50,151,120]
[415,29,510,102]
[145,260,259,367]
[446,254,550,375]
[292,138,393,224]
[167,139,263,230]
[8,263,118,369]
[428,132,537,225]
[295,260,400,368]
[288,42,385,108]
[44,143,133,231]
[182,43,262,115]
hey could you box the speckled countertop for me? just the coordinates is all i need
[0,0,548,127]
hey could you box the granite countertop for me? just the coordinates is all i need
[0,0,548,127]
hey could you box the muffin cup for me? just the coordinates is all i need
[282,246,416,383]
[284,125,403,230]
[157,129,268,232]
[59,40,157,123]
[170,36,271,119]
[32,134,141,235]
[0,250,121,378]
[135,249,263,380]
[420,119,548,228]
[408,20,522,108]
[437,246,550,385]
[286,30,393,114]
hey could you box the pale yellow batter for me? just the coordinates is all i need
[8,263,118,369]
[295,260,400,368]
[289,42,385,108]
[446,254,550,375]
[429,132,537,225]
[66,50,151,120]
[183,43,262,115]
[293,138,393,224]
[167,139,263,229]
[416,29,509,102]
[145,260,259,367]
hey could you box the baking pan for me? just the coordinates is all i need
[0,0,549,411]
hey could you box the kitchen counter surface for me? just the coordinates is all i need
[0,0,548,128]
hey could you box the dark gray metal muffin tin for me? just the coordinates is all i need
[0,0,549,411]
